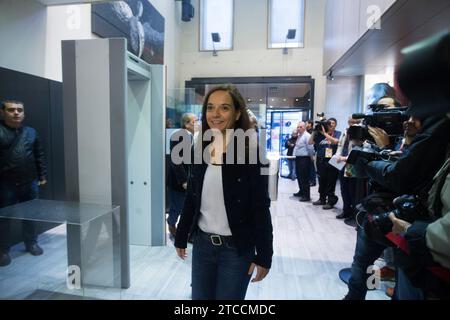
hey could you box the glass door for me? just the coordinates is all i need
[266,110,309,177]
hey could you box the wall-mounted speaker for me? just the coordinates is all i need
[182,0,194,22]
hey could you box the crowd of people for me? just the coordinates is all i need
[1,30,448,302]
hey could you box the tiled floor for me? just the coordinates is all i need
[0,178,389,300]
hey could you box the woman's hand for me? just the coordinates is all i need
[388,213,412,235]
[248,263,270,282]
[176,247,188,260]
[368,126,390,148]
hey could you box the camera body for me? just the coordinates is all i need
[351,105,409,140]
[346,148,384,166]
[346,105,409,172]
[364,195,426,242]
[346,146,403,179]
[314,112,330,134]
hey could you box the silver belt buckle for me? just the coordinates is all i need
[210,235,222,246]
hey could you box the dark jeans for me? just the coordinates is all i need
[392,268,425,300]
[295,156,311,199]
[167,189,186,227]
[316,157,339,202]
[287,158,296,179]
[346,227,387,300]
[192,230,253,300]
[0,181,39,253]
[340,172,357,215]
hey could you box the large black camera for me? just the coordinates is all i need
[346,147,387,165]
[314,112,330,134]
[349,105,409,141]
[363,194,427,245]
[346,145,395,178]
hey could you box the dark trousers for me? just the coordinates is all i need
[340,172,357,215]
[287,158,296,179]
[192,230,253,300]
[295,156,311,199]
[309,158,316,184]
[346,227,387,300]
[316,157,339,202]
[393,268,425,300]
[0,181,39,253]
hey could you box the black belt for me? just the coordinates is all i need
[198,229,233,246]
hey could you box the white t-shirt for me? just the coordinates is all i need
[198,164,232,236]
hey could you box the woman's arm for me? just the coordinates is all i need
[174,166,196,252]
[249,161,273,270]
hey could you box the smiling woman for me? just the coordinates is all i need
[206,91,240,133]
[201,85,251,136]
[174,84,273,300]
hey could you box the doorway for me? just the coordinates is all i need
[126,53,152,246]
[266,110,309,177]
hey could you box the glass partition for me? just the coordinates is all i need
[0,200,123,299]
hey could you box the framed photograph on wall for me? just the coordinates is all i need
[92,0,165,64]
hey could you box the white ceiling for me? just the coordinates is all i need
[329,0,450,76]
[37,0,450,78]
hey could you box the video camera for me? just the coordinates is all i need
[346,147,390,165]
[349,105,409,141]
[346,143,404,179]
[314,112,330,134]
[363,194,428,244]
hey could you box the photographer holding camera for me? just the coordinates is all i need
[344,31,450,300]
[308,116,341,209]
[385,32,450,299]
[343,116,427,300]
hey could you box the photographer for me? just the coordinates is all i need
[389,147,450,299]
[345,31,450,299]
[384,31,450,299]
[335,117,363,220]
[343,114,449,299]
[308,117,341,209]
[366,115,422,153]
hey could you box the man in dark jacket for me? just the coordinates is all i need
[284,129,297,180]
[167,113,197,238]
[0,100,47,267]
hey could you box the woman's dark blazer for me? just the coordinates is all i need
[174,145,274,269]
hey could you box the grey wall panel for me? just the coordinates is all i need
[109,38,130,288]
[150,64,165,246]
[49,81,65,200]
[61,41,79,202]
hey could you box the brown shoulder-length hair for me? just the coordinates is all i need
[201,84,252,133]
[198,85,257,160]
